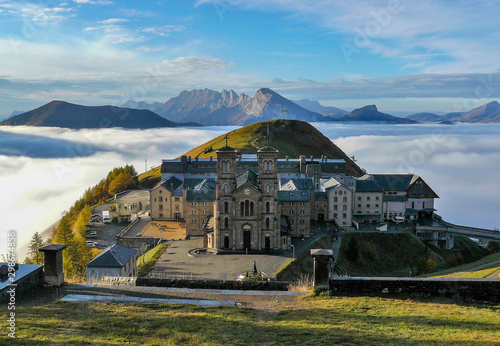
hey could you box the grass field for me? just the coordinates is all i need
[425,252,500,278]
[137,243,168,277]
[7,295,500,345]
[453,266,500,279]
[337,233,441,277]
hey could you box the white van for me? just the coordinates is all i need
[102,211,111,224]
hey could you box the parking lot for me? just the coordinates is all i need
[87,202,128,249]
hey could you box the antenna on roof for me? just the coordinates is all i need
[351,155,357,162]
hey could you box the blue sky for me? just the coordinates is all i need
[1,0,500,117]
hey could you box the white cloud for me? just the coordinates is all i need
[72,0,113,4]
[141,25,185,37]
[99,18,129,25]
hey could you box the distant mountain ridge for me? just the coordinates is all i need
[124,88,324,125]
[406,101,500,123]
[123,88,414,125]
[0,101,195,129]
[340,105,417,124]
[293,99,348,118]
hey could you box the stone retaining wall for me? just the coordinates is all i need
[136,277,291,291]
[329,277,500,302]
[116,237,160,252]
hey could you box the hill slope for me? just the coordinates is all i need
[181,119,364,176]
[294,99,348,118]
[0,101,189,129]
[406,112,442,122]
[459,101,500,123]
[338,233,441,276]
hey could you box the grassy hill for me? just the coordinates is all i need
[337,233,441,277]
[182,120,363,176]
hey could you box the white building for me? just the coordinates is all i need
[86,244,137,283]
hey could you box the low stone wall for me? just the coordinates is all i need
[329,277,500,302]
[99,276,137,286]
[136,277,292,291]
[116,237,160,252]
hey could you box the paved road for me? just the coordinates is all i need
[151,238,292,280]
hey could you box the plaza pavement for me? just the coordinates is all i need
[151,221,333,280]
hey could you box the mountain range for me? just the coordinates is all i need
[123,88,414,125]
[406,101,500,123]
[0,101,195,129]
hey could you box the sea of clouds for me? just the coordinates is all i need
[1,123,499,259]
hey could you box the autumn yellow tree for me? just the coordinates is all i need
[109,172,136,196]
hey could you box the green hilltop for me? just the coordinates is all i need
[139,119,363,186]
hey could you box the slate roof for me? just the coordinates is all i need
[161,156,346,176]
[361,174,419,192]
[152,176,183,191]
[383,195,408,202]
[257,146,278,152]
[355,179,384,192]
[278,190,311,202]
[183,178,205,190]
[280,177,315,191]
[236,169,259,189]
[87,244,136,268]
[216,145,238,152]
[315,191,328,201]
[193,178,216,192]
[185,190,216,202]
[409,185,426,196]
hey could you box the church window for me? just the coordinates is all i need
[224,217,229,229]
[266,184,271,195]
[265,217,270,229]
[250,201,254,216]
[266,201,270,213]
[224,184,229,195]
[224,201,229,214]
[245,200,249,216]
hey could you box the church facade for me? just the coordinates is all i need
[213,144,289,252]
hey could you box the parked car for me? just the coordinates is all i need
[86,241,98,248]
[90,215,100,222]
[86,231,97,238]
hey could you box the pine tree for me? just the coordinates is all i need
[28,232,45,264]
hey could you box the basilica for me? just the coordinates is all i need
[149,137,441,252]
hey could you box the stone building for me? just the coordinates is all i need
[151,141,446,249]
[86,244,137,283]
[214,144,288,252]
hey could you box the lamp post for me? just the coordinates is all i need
[291,244,295,259]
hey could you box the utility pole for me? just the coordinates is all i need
[282,108,288,119]
[145,158,148,172]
